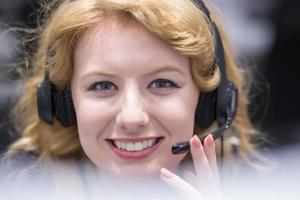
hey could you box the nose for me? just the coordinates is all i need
[116,87,150,134]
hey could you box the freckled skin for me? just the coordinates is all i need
[71,18,200,179]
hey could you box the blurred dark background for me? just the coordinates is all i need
[0,0,299,154]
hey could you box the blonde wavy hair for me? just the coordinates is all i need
[8,0,260,166]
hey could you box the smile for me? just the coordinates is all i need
[105,137,164,159]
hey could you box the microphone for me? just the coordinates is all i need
[171,109,234,154]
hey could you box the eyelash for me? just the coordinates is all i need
[148,79,179,89]
[88,81,118,91]
[88,79,179,92]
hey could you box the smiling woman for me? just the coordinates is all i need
[71,17,199,177]
[1,0,263,199]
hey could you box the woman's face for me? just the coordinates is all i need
[71,18,200,179]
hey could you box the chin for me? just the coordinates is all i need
[106,165,162,181]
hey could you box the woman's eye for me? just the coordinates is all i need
[88,81,118,91]
[148,79,179,89]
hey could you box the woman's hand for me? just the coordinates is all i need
[160,134,222,200]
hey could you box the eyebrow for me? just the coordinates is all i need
[145,66,186,77]
[81,70,119,82]
[80,65,186,81]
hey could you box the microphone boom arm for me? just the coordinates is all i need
[171,109,233,154]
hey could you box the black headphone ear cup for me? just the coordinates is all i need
[195,90,217,128]
[54,88,76,127]
[37,71,76,127]
[216,80,237,126]
[37,77,54,124]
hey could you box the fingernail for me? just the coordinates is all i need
[206,134,215,148]
[191,135,201,149]
[160,168,173,180]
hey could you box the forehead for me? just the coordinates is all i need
[73,16,189,75]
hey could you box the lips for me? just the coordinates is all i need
[105,137,164,160]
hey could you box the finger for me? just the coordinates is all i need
[183,170,197,186]
[203,134,219,176]
[190,135,213,180]
[184,169,223,200]
[160,168,205,200]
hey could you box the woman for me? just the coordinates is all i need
[2,0,261,199]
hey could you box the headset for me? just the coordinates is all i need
[36,0,237,155]
[37,71,76,127]
[171,0,238,154]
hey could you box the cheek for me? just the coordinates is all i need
[77,100,102,126]
[74,98,115,136]
[72,96,115,167]
[152,95,198,141]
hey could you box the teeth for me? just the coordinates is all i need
[135,142,143,151]
[116,141,122,149]
[128,143,134,151]
[142,141,147,147]
[121,142,126,150]
[148,140,153,146]
[113,139,158,152]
